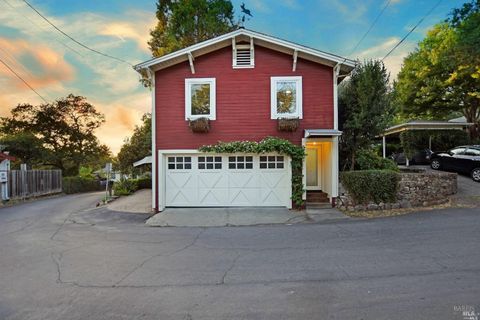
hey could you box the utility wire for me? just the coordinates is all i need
[21,0,133,66]
[348,0,392,57]
[2,0,84,57]
[0,56,49,103]
[382,0,443,60]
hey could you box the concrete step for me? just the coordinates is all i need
[306,202,332,209]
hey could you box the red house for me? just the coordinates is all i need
[135,29,355,212]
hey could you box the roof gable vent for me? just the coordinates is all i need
[232,38,254,68]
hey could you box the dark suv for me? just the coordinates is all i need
[430,145,480,182]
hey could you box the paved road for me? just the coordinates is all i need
[0,193,479,320]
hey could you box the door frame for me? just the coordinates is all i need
[305,147,322,191]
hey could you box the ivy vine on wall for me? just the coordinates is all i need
[198,137,306,207]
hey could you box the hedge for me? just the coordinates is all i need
[63,176,103,194]
[340,170,400,204]
[113,177,152,196]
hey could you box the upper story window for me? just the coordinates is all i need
[185,78,216,120]
[232,38,254,68]
[271,76,303,119]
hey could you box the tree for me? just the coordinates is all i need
[339,60,393,170]
[0,94,109,175]
[117,113,152,174]
[148,0,238,57]
[395,1,480,139]
[0,132,45,166]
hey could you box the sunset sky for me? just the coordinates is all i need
[0,0,465,154]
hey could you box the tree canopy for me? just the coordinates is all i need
[148,0,238,57]
[0,94,111,175]
[339,60,393,170]
[117,113,152,175]
[395,0,480,139]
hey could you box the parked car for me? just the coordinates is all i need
[430,145,480,182]
[390,149,433,165]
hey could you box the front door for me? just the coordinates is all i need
[306,148,321,190]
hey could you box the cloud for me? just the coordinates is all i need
[327,0,368,23]
[0,37,75,90]
[353,37,417,78]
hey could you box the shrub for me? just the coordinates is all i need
[341,170,400,204]
[113,178,138,196]
[63,176,103,194]
[356,149,399,171]
[136,176,152,189]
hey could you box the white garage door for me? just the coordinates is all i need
[165,154,291,207]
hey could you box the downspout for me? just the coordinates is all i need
[146,67,157,212]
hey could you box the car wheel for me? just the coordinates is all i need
[472,168,480,182]
[431,159,441,170]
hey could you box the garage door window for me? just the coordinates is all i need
[198,156,222,169]
[228,156,253,169]
[260,156,284,169]
[168,156,192,170]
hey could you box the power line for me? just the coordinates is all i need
[21,0,133,66]
[0,56,49,103]
[1,0,84,58]
[348,0,392,57]
[382,0,443,60]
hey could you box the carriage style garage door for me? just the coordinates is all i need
[165,154,291,207]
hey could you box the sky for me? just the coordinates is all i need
[0,0,467,154]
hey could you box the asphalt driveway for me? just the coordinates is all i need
[0,192,479,319]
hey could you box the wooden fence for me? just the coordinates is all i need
[8,170,62,199]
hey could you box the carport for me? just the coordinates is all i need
[380,120,473,163]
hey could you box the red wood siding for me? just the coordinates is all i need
[155,45,334,150]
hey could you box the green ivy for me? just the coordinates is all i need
[199,137,306,207]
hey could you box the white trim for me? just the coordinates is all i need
[304,129,342,137]
[270,76,303,119]
[185,78,216,120]
[331,136,339,198]
[333,64,340,130]
[301,138,307,201]
[187,52,195,74]
[134,29,356,72]
[148,68,156,211]
[232,38,255,68]
[292,50,298,72]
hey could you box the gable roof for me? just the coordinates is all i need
[134,28,356,76]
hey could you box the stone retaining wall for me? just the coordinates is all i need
[337,170,457,211]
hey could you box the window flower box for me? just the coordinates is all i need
[189,117,210,133]
[277,117,299,132]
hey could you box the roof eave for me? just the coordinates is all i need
[134,29,356,73]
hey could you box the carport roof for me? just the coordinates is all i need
[381,120,473,137]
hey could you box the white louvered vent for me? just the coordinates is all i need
[236,46,251,66]
[233,39,254,68]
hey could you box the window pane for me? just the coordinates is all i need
[268,156,275,162]
[237,156,244,162]
[268,163,275,169]
[277,156,284,161]
[229,156,235,162]
[168,157,175,163]
[177,164,184,169]
[199,163,205,169]
[246,163,253,169]
[276,81,296,114]
[185,164,191,169]
[185,157,191,162]
[260,156,267,162]
[215,163,222,169]
[229,163,236,169]
[277,163,284,169]
[176,157,183,162]
[191,83,210,115]
[199,157,205,162]
[215,156,222,162]
[207,157,213,162]
[168,164,175,169]
[237,163,244,169]
[246,156,253,162]
[260,163,267,169]
[207,163,213,169]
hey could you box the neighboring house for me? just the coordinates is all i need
[135,28,355,212]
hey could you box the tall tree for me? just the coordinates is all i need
[395,1,480,139]
[339,60,393,170]
[117,113,152,174]
[0,94,109,175]
[148,0,238,57]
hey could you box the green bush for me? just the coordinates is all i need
[341,170,400,204]
[63,176,103,194]
[113,178,138,196]
[356,149,399,171]
[136,176,152,189]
